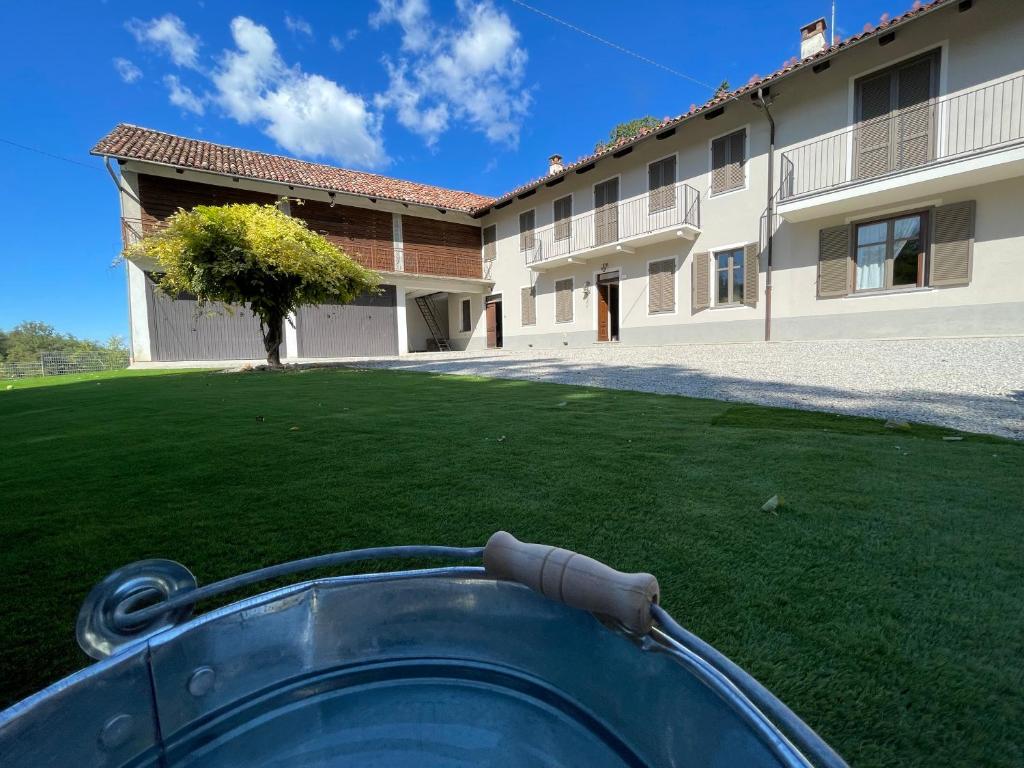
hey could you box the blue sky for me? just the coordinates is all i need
[0,0,900,341]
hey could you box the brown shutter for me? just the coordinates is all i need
[728,130,746,190]
[711,137,728,194]
[554,196,572,241]
[743,243,759,308]
[520,285,536,326]
[555,278,573,322]
[855,71,894,179]
[648,157,677,213]
[594,179,619,245]
[818,225,852,298]
[519,211,535,252]
[482,225,497,261]
[930,200,974,287]
[691,251,710,313]
[648,258,675,313]
[896,57,935,170]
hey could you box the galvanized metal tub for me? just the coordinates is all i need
[0,535,847,767]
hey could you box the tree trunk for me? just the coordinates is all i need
[262,312,284,368]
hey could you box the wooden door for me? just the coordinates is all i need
[485,302,498,348]
[597,283,609,342]
[594,178,619,246]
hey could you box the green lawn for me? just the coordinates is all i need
[1,367,1021,767]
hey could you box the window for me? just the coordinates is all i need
[711,128,746,195]
[648,156,677,213]
[519,210,535,252]
[521,286,536,326]
[648,258,675,314]
[482,224,496,261]
[854,212,927,291]
[715,248,745,305]
[553,195,572,242]
[460,298,472,332]
[555,278,573,323]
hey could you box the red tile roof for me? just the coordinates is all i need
[482,0,955,211]
[90,124,495,213]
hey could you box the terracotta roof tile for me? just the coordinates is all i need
[91,124,495,213]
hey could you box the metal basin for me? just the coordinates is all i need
[0,538,847,767]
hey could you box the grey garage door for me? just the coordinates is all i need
[146,276,274,362]
[296,285,398,357]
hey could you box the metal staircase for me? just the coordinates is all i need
[414,293,451,352]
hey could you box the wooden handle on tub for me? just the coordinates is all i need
[483,531,660,634]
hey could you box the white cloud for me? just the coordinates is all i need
[329,29,358,52]
[373,0,530,147]
[126,14,200,69]
[165,75,205,115]
[370,0,431,52]
[212,17,387,168]
[284,15,313,37]
[113,57,142,83]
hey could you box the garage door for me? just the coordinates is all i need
[146,276,274,361]
[295,285,398,357]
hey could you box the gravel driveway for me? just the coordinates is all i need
[353,337,1024,439]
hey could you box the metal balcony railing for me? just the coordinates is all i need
[523,182,701,266]
[779,73,1024,201]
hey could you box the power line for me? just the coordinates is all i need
[0,136,102,171]
[507,0,715,90]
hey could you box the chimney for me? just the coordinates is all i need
[800,17,828,59]
[548,154,564,175]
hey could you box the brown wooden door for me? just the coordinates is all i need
[594,178,619,246]
[485,302,498,348]
[597,283,610,342]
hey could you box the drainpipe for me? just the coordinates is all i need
[755,87,776,343]
[104,157,135,364]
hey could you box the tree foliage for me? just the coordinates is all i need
[124,202,379,366]
[595,116,662,152]
[0,321,126,363]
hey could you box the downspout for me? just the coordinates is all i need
[755,87,776,343]
[104,157,135,364]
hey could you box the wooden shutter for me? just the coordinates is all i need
[649,157,676,213]
[519,210,535,252]
[691,251,710,313]
[711,136,729,195]
[896,57,935,170]
[594,179,619,245]
[554,196,572,241]
[743,243,759,308]
[482,225,497,261]
[648,258,675,313]
[555,279,573,322]
[711,131,744,194]
[855,71,894,179]
[520,285,537,326]
[930,201,974,287]
[728,130,746,190]
[818,225,852,298]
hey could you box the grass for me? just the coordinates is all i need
[1,367,1021,767]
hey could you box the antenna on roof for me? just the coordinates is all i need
[831,1,836,45]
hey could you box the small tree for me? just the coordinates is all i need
[124,202,379,367]
[595,116,662,152]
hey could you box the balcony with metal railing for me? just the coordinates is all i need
[523,182,701,270]
[777,73,1024,221]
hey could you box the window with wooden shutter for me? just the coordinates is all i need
[648,258,675,314]
[648,156,677,214]
[553,195,572,242]
[714,248,746,306]
[743,243,759,308]
[482,225,496,261]
[854,50,938,180]
[555,278,573,323]
[519,210,535,252]
[521,285,537,326]
[818,225,852,298]
[691,251,710,313]
[711,129,746,195]
[930,200,974,287]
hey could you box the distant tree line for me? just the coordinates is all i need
[0,321,127,363]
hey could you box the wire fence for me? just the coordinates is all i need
[0,350,131,380]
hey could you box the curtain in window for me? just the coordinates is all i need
[856,222,886,290]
